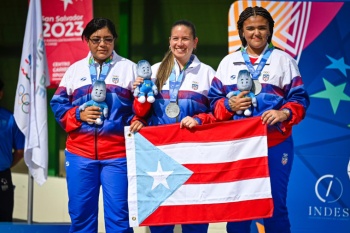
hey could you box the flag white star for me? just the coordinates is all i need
[147,161,173,190]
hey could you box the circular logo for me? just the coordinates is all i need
[315,174,343,203]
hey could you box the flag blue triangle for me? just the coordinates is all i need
[134,133,193,224]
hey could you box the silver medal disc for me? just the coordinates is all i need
[165,102,180,118]
[252,80,262,95]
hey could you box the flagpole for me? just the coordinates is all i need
[27,172,34,224]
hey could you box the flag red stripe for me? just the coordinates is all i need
[139,117,266,146]
[184,157,269,184]
[141,198,274,226]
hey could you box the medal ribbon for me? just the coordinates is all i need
[169,54,194,103]
[241,43,274,80]
[89,54,113,84]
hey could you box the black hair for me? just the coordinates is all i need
[81,18,118,42]
[237,6,275,47]
[0,79,4,91]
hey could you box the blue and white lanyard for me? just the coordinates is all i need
[169,55,194,103]
[88,55,113,84]
[240,43,274,80]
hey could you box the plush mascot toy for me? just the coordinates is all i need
[133,60,158,103]
[226,70,257,116]
[79,80,108,125]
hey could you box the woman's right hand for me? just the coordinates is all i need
[180,116,198,129]
[80,106,101,123]
[133,77,144,90]
[228,90,252,112]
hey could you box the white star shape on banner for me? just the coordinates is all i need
[61,0,73,11]
[147,161,173,190]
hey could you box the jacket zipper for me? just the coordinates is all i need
[94,64,103,160]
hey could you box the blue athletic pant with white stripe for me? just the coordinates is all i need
[65,150,133,233]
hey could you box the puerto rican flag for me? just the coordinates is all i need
[125,117,273,227]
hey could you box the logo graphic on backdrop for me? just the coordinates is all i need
[41,0,93,88]
[309,174,349,220]
[315,175,343,204]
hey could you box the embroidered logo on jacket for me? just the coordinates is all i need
[262,71,270,82]
[192,81,199,90]
[112,76,119,84]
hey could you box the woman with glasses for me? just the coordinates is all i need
[50,18,142,233]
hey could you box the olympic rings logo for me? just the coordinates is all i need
[17,84,30,114]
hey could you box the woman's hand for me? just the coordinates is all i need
[129,120,144,133]
[133,77,144,90]
[261,109,290,125]
[180,116,198,129]
[80,106,101,123]
[228,91,252,112]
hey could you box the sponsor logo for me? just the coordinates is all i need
[308,174,349,219]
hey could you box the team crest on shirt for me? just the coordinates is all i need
[192,81,199,90]
[112,76,119,84]
[281,153,288,165]
[230,74,236,80]
[80,77,87,82]
[262,71,270,82]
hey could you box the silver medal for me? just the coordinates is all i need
[165,102,180,118]
[252,80,262,95]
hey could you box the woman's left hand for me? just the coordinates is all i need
[129,120,144,133]
[261,109,289,125]
[180,116,198,129]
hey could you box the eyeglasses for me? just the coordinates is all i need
[89,37,114,45]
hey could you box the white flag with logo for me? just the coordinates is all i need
[14,0,50,185]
